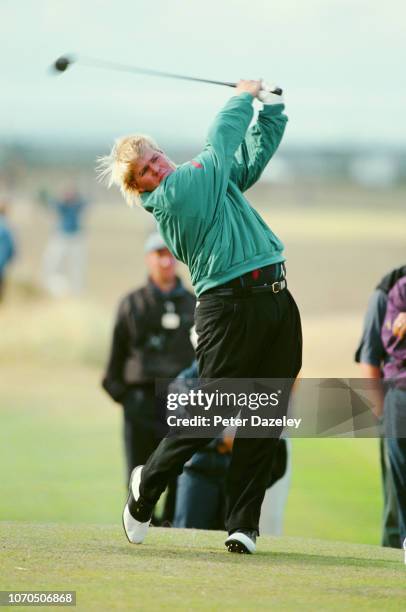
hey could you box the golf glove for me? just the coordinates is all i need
[258,81,284,105]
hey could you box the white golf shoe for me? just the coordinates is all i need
[122,465,152,544]
[225,530,257,554]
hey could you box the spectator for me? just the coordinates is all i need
[355,265,406,547]
[102,232,195,523]
[42,187,87,296]
[0,199,16,302]
[381,276,406,548]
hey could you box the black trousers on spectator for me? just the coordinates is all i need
[384,387,406,546]
[122,385,176,525]
[123,386,166,479]
[140,288,302,534]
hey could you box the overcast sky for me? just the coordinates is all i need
[1,0,405,151]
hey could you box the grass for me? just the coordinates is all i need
[1,523,404,611]
[0,299,111,368]
[1,197,405,610]
[285,438,381,544]
[0,363,382,544]
[0,364,124,524]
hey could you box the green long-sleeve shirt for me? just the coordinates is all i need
[141,92,287,296]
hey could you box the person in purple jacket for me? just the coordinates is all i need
[355,265,406,547]
[381,276,406,547]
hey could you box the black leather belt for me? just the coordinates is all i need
[202,263,287,296]
[206,279,287,297]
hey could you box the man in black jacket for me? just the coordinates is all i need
[102,232,195,520]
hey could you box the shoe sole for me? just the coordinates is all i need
[122,465,145,544]
[226,540,251,554]
[225,532,256,554]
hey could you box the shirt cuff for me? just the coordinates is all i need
[236,91,255,102]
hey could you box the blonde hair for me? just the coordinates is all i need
[96,135,161,207]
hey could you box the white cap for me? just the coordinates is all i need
[144,232,167,253]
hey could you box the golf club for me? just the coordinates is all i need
[52,54,283,96]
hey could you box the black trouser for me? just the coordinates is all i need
[140,287,302,534]
[384,387,406,546]
[122,385,177,524]
[379,437,400,548]
[122,386,166,479]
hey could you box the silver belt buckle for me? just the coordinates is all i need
[271,279,286,293]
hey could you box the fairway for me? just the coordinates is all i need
[1,523,404,611]
[0,363,382,544]
[2,195,405,609]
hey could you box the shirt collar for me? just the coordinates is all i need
[147,276,185,299]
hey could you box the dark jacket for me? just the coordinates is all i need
[102,277,195,402]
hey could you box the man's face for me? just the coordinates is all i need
[132,147,175,193]
[146,247,177,285]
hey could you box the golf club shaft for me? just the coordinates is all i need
[72,55,283,95]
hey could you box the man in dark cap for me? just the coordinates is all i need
[102,232,195,522]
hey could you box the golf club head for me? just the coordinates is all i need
[52,55,76,74]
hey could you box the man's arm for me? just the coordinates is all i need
[159,81,262,215]
[355,290,387,366]
[102,299,130,403]
[204,86,256,175]
[230,100,288,192]
[355,289,387,417]
[358,363,385,418]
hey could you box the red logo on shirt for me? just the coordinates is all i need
[190,160,203,169]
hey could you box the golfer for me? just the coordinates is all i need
[98,79,302,553]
